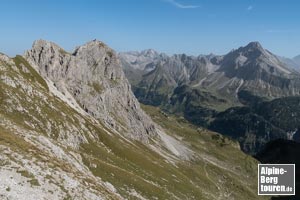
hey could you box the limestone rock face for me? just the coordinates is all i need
[24,40,158,142]
[0,47,268,200]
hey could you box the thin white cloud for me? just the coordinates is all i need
[164,0,200,9]
[247,5,253,11]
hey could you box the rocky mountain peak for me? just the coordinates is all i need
[31,39,66,56]
[32,39,58,49]
[244,41,263,50]
[24,39,160,142]
[233,41,266,59]
[140,49,159,57]
[119,49,161,71]
[219,41,294,77]
[72,39,111,56]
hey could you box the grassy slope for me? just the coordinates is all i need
[0,56,269,200]
[140,105,269,200]
[1,56,120,199]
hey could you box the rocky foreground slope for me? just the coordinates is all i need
[0,40,267,199]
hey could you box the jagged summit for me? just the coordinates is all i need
[219,41,294,77]
[24,39,160,142]
[31,39,112,55]
[231,41,266,58]
[24,40,194,160]
[229,42,266,56]
[31,39,68,54]
[140,49,159,57]
[72,39,112,56]
[31,39,114,58]
[33,39,58,47]
[119,48,162,71]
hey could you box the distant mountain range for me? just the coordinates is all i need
[0,39,265,199]
[279,55,300,71]
[1,38,298,199]
[294,55,300,66]
[120,42,300,154]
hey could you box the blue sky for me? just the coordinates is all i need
[1,0,299,57]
